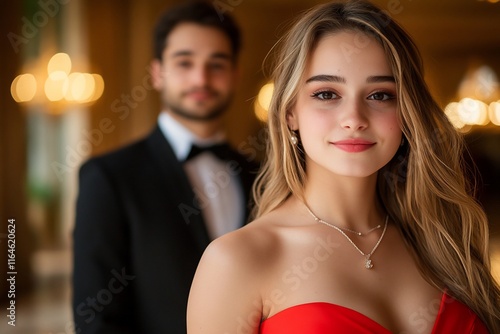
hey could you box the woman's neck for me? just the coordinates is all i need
[303,172,384,231]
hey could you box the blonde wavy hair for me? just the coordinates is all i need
[252,0,500,331]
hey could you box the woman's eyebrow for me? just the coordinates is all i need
[366,75,395,83]
[305,74,395,84]
[305,74,346,84]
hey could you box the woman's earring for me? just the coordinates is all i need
[290,131,298,145]
[400,137,405,147]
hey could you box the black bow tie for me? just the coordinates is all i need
[184,143,232,162]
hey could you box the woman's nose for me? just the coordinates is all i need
[339,100,368,130]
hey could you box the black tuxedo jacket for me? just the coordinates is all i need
[72,126,258,333]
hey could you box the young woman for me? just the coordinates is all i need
[187,1,500,333]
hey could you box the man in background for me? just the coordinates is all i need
[72,1,257,332]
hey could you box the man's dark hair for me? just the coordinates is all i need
[153,0,241,61]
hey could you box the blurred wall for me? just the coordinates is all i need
[1,1,34,303]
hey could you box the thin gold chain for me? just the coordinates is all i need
[305,204,389,269]
[305,206,381,236]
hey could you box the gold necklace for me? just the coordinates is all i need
[305,204,388,269]
[306,206,381,236]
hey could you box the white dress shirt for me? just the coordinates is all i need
[157,112,244,239]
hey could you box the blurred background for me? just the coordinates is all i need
[1,0,500,332]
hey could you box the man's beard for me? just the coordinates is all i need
[165,89,233,122]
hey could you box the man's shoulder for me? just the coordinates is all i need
[81,128,161,174]
[89,137,146,164]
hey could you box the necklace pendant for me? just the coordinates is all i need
[305,204,388,271]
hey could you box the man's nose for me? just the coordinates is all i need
[190,65,209,86]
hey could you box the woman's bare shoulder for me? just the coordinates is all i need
[196,198,308,285]
[201,214,282,271]
[187,214,287,333]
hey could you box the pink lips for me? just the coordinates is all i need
[332,139,376,153]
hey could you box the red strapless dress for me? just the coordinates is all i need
[259,293,488,333]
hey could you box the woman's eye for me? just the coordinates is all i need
[368,92,395,101]
[312,91,338,100]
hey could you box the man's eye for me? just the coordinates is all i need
[312,91,338,100]
[209,63,226,70]
[177,61,192,68]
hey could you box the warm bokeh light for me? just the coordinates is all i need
[45,73,69,102]
[257,83,274,110]
[254,82,274,122]
[458,65,499,103]
[11,53,104,108]
[48,53,72,80]
[65,72,95,102]
[457,98,489,125]
[444,102,465,129]
[11,74,37,103]
[489,102,500,126]
[445,98,499,129]
[91,74,105,101]
[447,63,500,129]
[491,247,500,284]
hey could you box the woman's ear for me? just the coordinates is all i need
[286,110,298,130]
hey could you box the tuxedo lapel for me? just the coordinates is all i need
[146,126,211,252]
